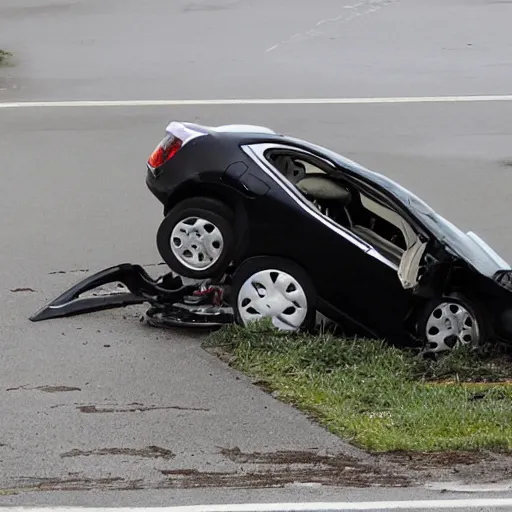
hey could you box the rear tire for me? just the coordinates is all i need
[230,256,317,332]
[157,197,235,279]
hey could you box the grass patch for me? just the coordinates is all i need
[206,321,512,453]
[0,50,13,66]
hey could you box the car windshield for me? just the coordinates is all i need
[295,139,510,276]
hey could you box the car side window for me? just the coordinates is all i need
[264,148,422,268]
[267,152,328,182]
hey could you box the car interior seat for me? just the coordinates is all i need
[271,154,354,226]
[272,155,307,184]
[296,175,352,205]
[296,175,354,229]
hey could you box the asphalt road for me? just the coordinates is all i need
[2,0,512,509]
[2,0,512,101]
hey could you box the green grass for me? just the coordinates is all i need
[0,50,12,65]
[206,321,512,453]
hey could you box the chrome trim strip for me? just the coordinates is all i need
[242,143,398,270]
[249,142,337,169]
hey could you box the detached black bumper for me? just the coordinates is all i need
[30,263,195,322]
[30,263,235,328]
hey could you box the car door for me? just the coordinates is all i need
[329,181,431,338]
[242,143,418,339]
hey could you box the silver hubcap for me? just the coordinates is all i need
[237,269,308,331]
[170,216,224,271]
[425,301,479,352]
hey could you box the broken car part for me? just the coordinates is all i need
[29,263,234,327]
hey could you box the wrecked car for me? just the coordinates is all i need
[31,121,512,353]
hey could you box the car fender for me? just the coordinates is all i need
[164,180,251,263]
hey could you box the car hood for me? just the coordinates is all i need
[445,230,511,277]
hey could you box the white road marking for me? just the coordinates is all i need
[2,95,512,108]
[3,500,512,511]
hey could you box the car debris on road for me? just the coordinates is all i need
[30,121,512,354]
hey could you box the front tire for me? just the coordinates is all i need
[230,256,317,332]
[416,293,487,353]
[156,197,235,279]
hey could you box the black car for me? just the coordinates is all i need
[144,120,512,352]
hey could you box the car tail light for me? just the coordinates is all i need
[148,134,183,169]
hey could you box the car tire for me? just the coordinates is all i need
[416,292,488,353]
[156,197,236,279]
[230,256,317,332]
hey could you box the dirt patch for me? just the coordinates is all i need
[377,450,512,485]
[427,380,512,386]
[220,446,362,467]
[61,446,175,460]
[49,268,89,275]
[6,448,512,493]
[161,469,198,476]
[3,464,409,493]
[159,466,409,489]
[12,477,144,492]
[159,448,412,488]
[6,385,81,393]
[38,386,81,393]
[381,450,492,470]
[76,403,209,413]
[215,447,512,488]
[205,346,237,365]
